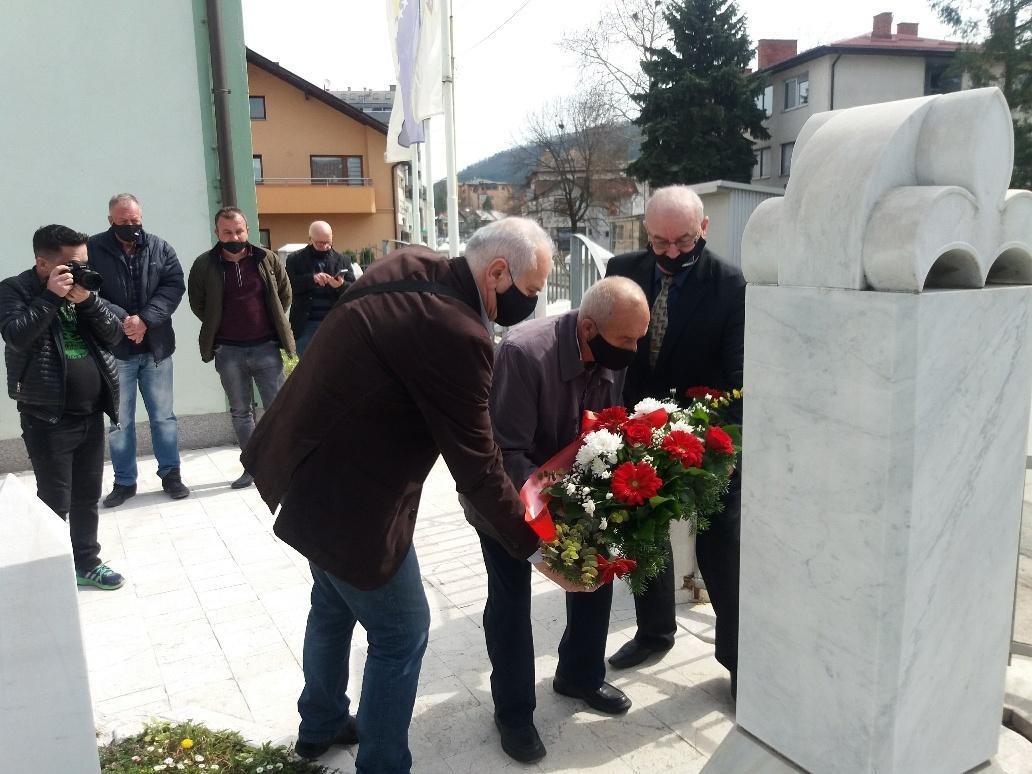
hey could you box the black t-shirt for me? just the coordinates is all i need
[58,305,103,415]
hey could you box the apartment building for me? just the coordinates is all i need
[247,49,400,254]
[752,12,963,188]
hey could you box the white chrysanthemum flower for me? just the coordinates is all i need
[575,429,624,468]
[583,500,596,515]
[668,420,696,434]
[589,458,609,478]
[633,397,680,417]
[599,517,608,530]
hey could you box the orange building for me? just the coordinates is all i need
[246,49,400,255]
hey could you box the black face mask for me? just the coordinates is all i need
[113,223,141,243]
[588,331,636,371]
[220,241,248,255]
[652,236,707,274]
[494,268,538,327]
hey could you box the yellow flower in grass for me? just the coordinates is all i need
[180,738,194,749]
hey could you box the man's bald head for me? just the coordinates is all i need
[309,221,333,251]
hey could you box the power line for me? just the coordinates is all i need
[460,0,536,55]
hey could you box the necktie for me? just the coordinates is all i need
[650,274,673,368]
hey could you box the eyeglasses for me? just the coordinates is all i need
[649,233,701,252]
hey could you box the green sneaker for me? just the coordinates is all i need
[76,562,125,590]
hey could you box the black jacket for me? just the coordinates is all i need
[1,268,123,424]
[605,248,745,423]
[86,227,185,361]
[285,245,355,336]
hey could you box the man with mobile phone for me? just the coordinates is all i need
[286,221,356,355]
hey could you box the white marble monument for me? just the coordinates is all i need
[703,87,1032,773]
[0,474,101,774]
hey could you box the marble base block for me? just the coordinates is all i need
[0,474,101,774]
[710,285,1032,773]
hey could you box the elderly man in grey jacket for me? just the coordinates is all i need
[463,276,650,763]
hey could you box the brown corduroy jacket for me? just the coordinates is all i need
[241,246,540,590]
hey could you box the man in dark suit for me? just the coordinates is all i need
[604,185,745,698]
[242,217,587,771]
[286,220,356,355]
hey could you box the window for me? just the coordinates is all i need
[781,142,795,177]
[753,147,772,178]
[252,155,263,184]
[756,84,774,117]
[784,73,809,110]
[311,155,364,185]
[249,96,266,120]
[926,60,962,95]
[258,229,271,249]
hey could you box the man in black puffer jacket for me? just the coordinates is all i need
[0,224,126,590]
[88,193,189,507]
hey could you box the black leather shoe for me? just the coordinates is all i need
[607,639,674,669]
[494,718,546,763]
[552,675,631,715]
[231,472,254,489]
[161,469,190,500]
[103,483,136,508]
[294,716,358,760]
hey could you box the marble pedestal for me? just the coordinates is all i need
[703,285,1032,773]
[0,474,100,774]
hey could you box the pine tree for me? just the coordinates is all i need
[627,0,769,187]
[932,0,1032,188]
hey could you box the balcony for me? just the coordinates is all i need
[256,177,376,215]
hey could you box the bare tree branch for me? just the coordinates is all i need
[563,0,671,120]
[517,86,636,241]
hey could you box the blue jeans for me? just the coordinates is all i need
[299,547,430,774]
[108,354,180,485]
[213,340,284,449]
[296,319,321,356]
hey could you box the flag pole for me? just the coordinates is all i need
[410,143,422,245]
[441,0,460,257]
[423,118,438,249]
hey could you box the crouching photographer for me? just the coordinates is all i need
[0,224,127,590]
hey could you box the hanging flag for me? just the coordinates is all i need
[385,0,444,162]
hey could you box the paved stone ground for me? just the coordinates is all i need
[18,446,1032,772]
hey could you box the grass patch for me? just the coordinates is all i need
[99,721,328,773]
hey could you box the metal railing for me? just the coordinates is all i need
[567,234,613,307]
[254,177,373,187]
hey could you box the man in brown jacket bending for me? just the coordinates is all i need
[242,217,584,771]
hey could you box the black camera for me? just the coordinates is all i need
[65,262,103,291]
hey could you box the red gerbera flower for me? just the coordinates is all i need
[661,430,704,468]
[622,420,653,446]
[593,406,628,433]
[611,461,663,506]
[705,426,735,455]
[685,386,725,400]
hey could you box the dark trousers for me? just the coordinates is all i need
[632,486,741,675]
[479,530,614,729]
[20,411,105,572]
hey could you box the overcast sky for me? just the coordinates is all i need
[241,0,954,177]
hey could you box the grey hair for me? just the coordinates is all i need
[645,185,704,222]
[465,217,555,278]
[108,193,140,211]
[578,276,648,328]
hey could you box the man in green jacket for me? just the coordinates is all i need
[187,207,294,489]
